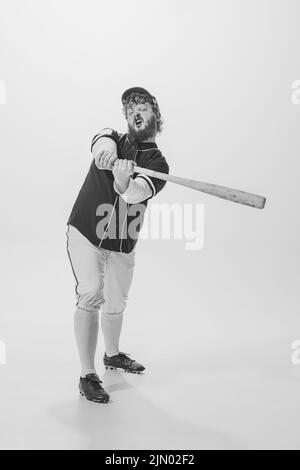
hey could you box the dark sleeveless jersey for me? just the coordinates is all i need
[67,129,169,253]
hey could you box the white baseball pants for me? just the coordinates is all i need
[66,224,136,314]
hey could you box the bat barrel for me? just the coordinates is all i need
[133,166,266,209]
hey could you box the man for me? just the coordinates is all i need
[66,87,169,403]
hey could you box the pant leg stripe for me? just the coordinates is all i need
[66,225,80,301]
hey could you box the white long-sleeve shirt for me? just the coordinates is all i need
[113,176,153,204]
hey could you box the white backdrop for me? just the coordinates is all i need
[0,0,300,450]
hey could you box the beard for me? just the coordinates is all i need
[127,115,157,143]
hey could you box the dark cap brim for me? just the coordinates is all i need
[121,87,152,103]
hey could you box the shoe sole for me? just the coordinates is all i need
[79,391,110,404]
[104,365,144,374]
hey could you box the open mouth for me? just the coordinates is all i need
[134,118,143,128]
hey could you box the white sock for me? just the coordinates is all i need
[74,307,99,377]
[101,311,123,357]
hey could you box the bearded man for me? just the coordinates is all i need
[66,87,169,403]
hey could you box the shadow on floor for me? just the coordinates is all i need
[48,368,247,450]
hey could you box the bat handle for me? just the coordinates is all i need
[102,162,156,178]
[133,165,155,178]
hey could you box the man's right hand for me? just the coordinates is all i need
[95,149,118,170]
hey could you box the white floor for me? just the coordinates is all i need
[1,240,300,450]
[1,326,300,450]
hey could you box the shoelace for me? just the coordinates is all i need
[119,352,135,365]
[85,375,103,391]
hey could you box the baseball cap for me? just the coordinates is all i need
[121,87,153,103]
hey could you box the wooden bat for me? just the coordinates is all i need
[132,165,266,209]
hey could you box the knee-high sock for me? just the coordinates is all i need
[74,308,99,377]
[101,311,123,357]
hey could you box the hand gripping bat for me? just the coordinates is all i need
[131,165,266,209]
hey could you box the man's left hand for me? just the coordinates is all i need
[113,159,136,179]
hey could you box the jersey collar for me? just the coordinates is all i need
[138,141,158,150]
[126,133,158,150]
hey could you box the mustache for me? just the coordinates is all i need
[128,115,157,142]
[134,115,143,124]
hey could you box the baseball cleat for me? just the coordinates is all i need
[79,373,110,403]
[104,352,145,374]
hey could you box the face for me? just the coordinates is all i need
[126,102,157,142]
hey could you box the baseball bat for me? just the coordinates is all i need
[133,165,266,209]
